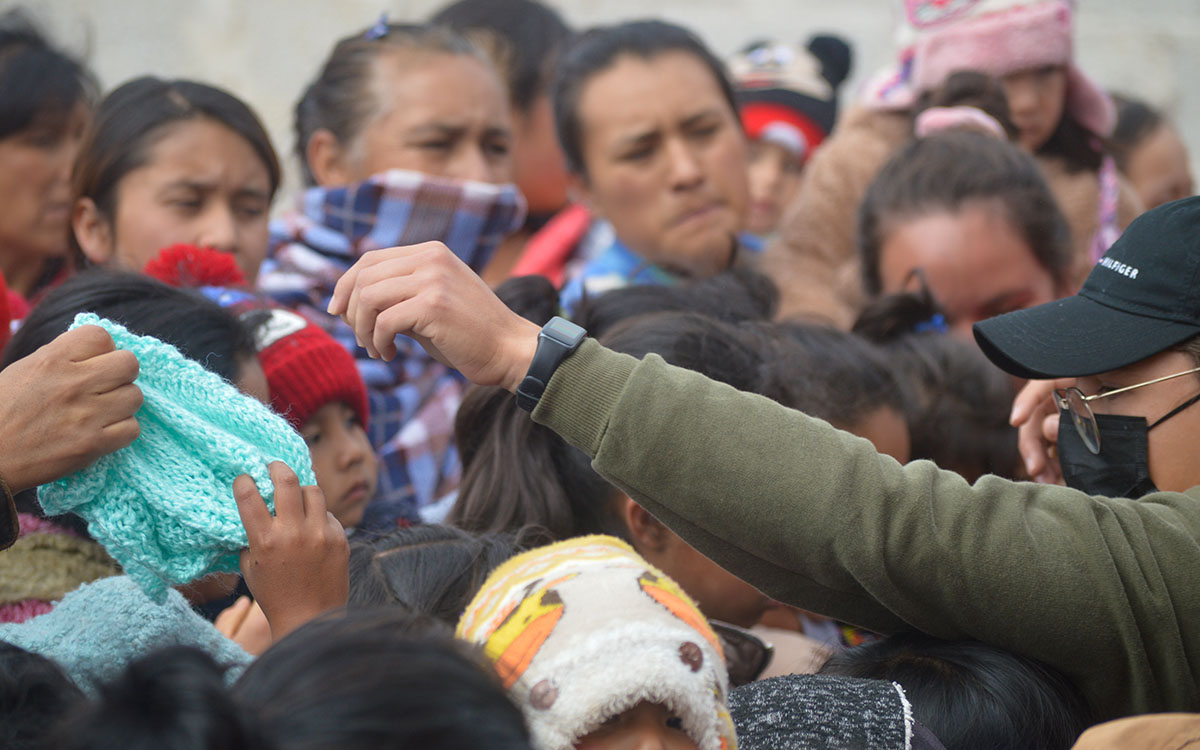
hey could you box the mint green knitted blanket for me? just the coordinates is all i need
[38,313,317,603]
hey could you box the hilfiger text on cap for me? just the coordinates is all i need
[1097,256,1139,279]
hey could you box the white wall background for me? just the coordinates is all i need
[26,0,1200,204]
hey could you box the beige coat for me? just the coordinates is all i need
[764,106,1142,327]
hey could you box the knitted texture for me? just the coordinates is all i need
[0,575,251,694]
[38,313,317,603]
[729,674,923,750]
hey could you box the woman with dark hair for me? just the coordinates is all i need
[69,77,280,283]
[512,19,752,314]
[764,0,1141,326]
[857,130,1073,339]
[260,21,526,526]
[0,9,95,309]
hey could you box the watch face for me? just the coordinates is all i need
[543,316,587,346]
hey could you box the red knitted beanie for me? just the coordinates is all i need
[252,308,369,432]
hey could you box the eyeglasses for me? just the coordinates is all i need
[710,620,774,687]
[1054,366,1200,454]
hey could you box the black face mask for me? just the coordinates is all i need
[1057,414,1158,499]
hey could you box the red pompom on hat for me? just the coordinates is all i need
[143,244,247,288]
[142,244,368,432]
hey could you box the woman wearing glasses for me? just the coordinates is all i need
[328,197,1200,724]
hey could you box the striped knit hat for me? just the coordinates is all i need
[457,535,738,750]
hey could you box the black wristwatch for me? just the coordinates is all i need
[516,316,587,412]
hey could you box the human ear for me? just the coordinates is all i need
[568,172,604,221]
[621,495,671,554]
[72,197,115,265]
[306,128,356,187]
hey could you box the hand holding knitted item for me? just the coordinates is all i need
[234,462,349,641]
[38,314,317,603]
[0,325,141,494]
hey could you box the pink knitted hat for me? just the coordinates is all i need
[865,0,1114,137]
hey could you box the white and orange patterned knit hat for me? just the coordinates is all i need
[456,535,737,750]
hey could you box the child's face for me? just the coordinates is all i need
[745,139,803,236]
[575,701,699,750]
[301,402,378,529]
[1000,65,1067,153]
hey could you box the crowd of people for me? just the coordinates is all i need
[0,0,1197,747]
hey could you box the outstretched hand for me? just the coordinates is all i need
[233,462,349,641]
[1009,378,1070,485]
[0,325,142,491]
[327,242,540,393]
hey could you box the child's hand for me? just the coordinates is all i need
[233,462,349,640]
[214,595,274,656]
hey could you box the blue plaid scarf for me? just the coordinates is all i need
[258,170,525,526]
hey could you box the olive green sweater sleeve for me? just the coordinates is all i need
[533,340,1200,721]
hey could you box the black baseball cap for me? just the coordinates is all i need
[974,196,1200,379]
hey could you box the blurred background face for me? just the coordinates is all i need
[745,139,803,236]
[0,102,87,278]
[574,51,749,278]
[74,118,273,282]
[877,201,1059,339]
[1001,65,1067,153]
[1125,122,1194,210]
[316,50,513,187]
[511,93,570,214]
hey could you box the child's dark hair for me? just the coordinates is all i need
[70,77,279,262]
[451,275,772,543]
[431,0,572,112]
[1109,93,1165,175]
[761,322,906,431]
[347,524,524,625]
[819,633,1093,750]
[294,23,487,186]
[233,611,532,750]
[0,642,85,750]
[854,289,1021,481]
[50,646,265,750]
[0,9,96,142]
[575,265,778,339]
[859,130,1072,298]
[552,19,737,176]
[51,612,533,750]
[1039,111,1105,174]
[913,71,1018,140]
[2,269,256,385]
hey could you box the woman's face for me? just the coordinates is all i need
[1001,65,1068,153]
[1125,123,1194,210]
[877,202,1061,339]
[317,51,513,186]
[745,139,803,236]
[0,102,88,258]
[575,701,698,750]
[1073,349,1200,493]
[74,118,273,282]
[575,51,750,277]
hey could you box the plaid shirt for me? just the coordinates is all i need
[259,169,526,526]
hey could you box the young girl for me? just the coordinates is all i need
[727,36,851,239]
[457,535,737,750]
[765,0,1140,325]
[69,76,280,282]
[263,21,525,526]
[857,130,1074,339]
[1110,94,1195,211]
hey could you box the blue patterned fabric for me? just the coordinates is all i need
[259,169,526,525]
